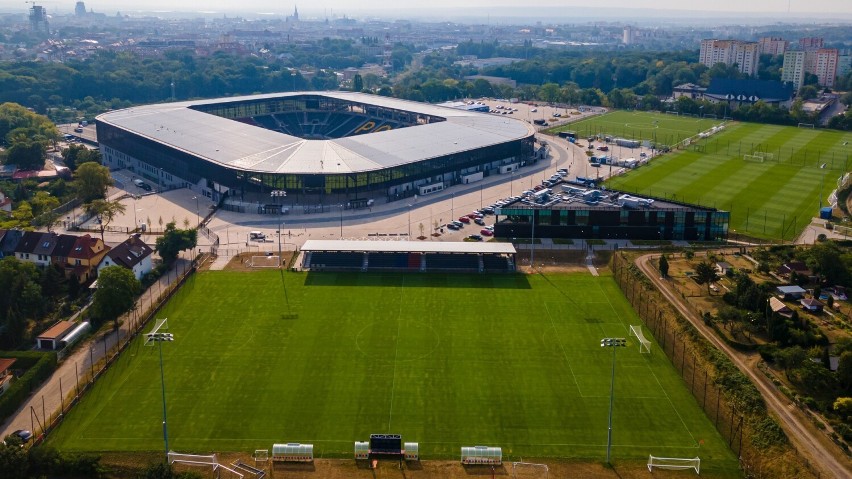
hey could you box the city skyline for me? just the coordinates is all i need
[4,0,852,16]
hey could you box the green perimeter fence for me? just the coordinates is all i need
[611,253,823,479]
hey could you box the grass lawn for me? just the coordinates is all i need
[548,111,723,147]
[605,121,851,241]
[48,271,739,474]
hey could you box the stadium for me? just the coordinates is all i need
[96,92,536,208]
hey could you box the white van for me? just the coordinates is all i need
[249,231,266,240]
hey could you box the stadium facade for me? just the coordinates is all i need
[96,92,536,206]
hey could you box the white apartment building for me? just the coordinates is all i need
[699,39,760,76]
[781,50,806,90]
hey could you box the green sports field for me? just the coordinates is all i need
[551,110,722,147]
[598,119,851,241]
[48,271,738,473]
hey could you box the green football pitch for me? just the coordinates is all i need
[48,271,738,473]
[550,110,722,147]
[600,119,851,241]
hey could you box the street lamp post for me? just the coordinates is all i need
[600,337,627,465]
[407,204,412,237]
[192,196,199,228]
[146,332,175,462]
[339,204,344,238]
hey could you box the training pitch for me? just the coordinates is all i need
[48,271,737,472]
[605,121,851,241]
[550,111,722,147]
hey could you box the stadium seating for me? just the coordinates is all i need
[482,255,511,272]
[308,252,364,270]
[425,254,479,271]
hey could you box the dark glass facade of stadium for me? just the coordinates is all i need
[97,121,535,197]
[494,206,729,241]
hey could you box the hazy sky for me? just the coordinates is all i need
[5,0,852,15]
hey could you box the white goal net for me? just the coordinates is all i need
[250,255,281,268]
[512,462,549,478]
[629,325,652,353]
[648,455,700,474]
[743,154,764,163]
[797,123,815,129]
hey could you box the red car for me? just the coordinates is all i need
[597,145,609,151]
[467,213,479,219]
[480,229,494,236]
[458,216,471,223]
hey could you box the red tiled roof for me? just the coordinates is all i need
[0,358,16,373]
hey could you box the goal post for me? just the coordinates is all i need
[250,255,281,268]
[629,325,652,353]
[797,123,815,129]
[743,154,765,163]
[648,455,700,474]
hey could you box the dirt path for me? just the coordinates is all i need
[634,253,851,479]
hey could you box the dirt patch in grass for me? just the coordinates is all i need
[221,252,297,272]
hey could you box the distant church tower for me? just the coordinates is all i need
[293,5,299,21]
[75,1,86,16]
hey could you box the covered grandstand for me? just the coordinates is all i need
[96,92,536,207]
[300,240,517,273]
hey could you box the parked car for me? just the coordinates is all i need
[13,430,32,443]
[467,234,483,241]
[474,218,486,226]
[481,207,495,214]
[458,216,471,223]
[597,145,609,151]
[480,229,494,236]
[447,223,460,230]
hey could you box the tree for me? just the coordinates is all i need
[84,199,126,241]
[30,191,60,232]
[838,351,852,393]
[774,346,807,374]
[91,265,140,327]
[0,435,28,479]
[834,397,852,418]
[658,254,669,277]
[694,261,719,293]
[61,144,102,171]
[5,140,45,170]
[353,74,363,92]
[155,222,198,265]
[75,161,113,202]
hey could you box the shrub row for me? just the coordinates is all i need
[0,350,58,424]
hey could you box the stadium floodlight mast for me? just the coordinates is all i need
[146,331,175,462]
[600,337,627,465]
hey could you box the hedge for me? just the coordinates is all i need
[0,350,58,424]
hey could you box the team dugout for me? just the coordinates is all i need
[300,240,517,273]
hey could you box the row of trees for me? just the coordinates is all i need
[0,103,59,170]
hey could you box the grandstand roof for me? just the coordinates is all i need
[97,92,535,176]
[301,240,516,255]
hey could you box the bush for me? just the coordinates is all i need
[0,351,58,423]
[758,344,778,362]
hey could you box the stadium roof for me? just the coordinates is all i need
[97,92,535,176]
[301,240,517,254]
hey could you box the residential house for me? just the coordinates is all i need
[0,229,23,258]
[800,298,823,313]
[0,191,10,213]
[67,234,109,282]
[50,234,79,269]
[769,297,793,318]
[15,231,44,265]
[776,285,807,300]
[777,261,812,279]
[97,235,154,280]
[0,358,16,395]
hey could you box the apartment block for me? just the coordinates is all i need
[813,48,838,88]
[781,50,806,90]
[759,37,788,56]
[699,39,760,76]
